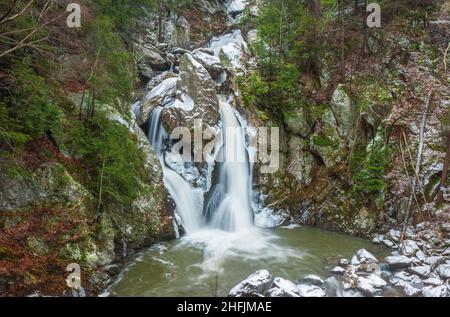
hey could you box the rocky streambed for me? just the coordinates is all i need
[229,221,450,297]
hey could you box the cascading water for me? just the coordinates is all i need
[207,97,253,231]
[147,106,203,233]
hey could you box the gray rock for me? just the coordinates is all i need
[384,255,412,270]
[357,277,378,297]
[389,271,422,285]
[365,274,387,288]
[396,280,421,297]
[270,277,300,297]
[436,264,450,279]
[162,54,220,135]
[372,234,384,244]
[422,285,448,297]
[382,239,395,248]
[351,255,361,266]
[331,266,346,275]
[297,284,326,297]
[387,229,401,242]
[424,256,444,267]
[408,265,431,278]
[138,44,168,71]
[415,250,427,263]
[329,84,356,138]
[423,277,443,286]
[229,270,274,297]
[303,274,324,286]
[283,108,313,138]
[339,258,350,266]
[192,50,224,80]
[356,248,378,264]
[402,240,420,256]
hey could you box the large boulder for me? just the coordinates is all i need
[138,76,178,126]
[162,54,220,136]
[192,49,224,80]
[136,43,168,71]
[229,270,274,297]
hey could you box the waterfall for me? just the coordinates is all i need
[147,106,204,234]
[207,97,253,231]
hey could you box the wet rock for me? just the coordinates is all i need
[408,265,431,278]
[229,270,274,297]
[270,277,300,297]
[297,284,326,297]
[356,249,378,264]
[139,77,178,125]
[339,258,349,266]
[384,255,412,270]
[331,266,346,275]
[303,274,324,286]
[422,285,448,297]
[372,234,384,244]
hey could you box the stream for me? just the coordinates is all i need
[107,226,389,297]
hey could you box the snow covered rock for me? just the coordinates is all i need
[297,284,326,297]
[229,270,274,297]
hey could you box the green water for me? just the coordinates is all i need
[107,226,389,297]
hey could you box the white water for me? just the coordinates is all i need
[209,98,253,231]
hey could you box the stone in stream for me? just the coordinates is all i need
[339,258,349,266]
[269,277,300,297]
[372,234,384,244]
[229,270,274,297]
[355,249,378,264]
[384,255,412,270]
[408,265,431,278]
[422,285,448,297]
[303,274,324,286]
[297,284,327,297]
[382,239,395,248]
[331,266,346,275]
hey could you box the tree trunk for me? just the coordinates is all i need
[157,0,163,42]
[339,0,345,80]
[400,90,433,245]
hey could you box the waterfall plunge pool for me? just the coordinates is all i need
[106,226,389,297]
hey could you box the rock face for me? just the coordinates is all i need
[229,270,274,297]
[329,84,356,139]
[162,54,220,135]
